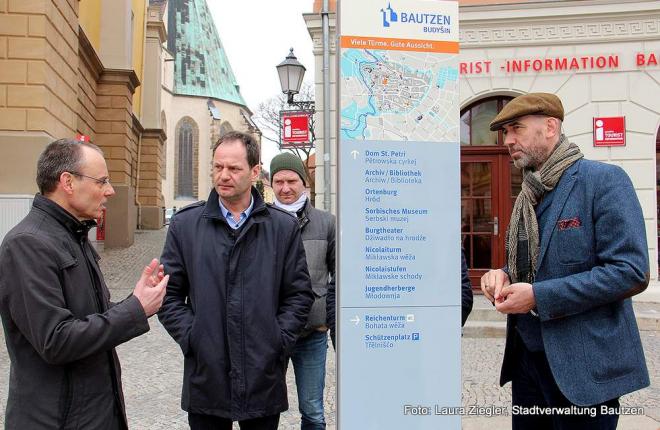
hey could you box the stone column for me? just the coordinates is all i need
[95,69,140,248]
[136,5,167,229]
[138,128,165,229]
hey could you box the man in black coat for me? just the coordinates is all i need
[0,138,168,429]
[158,131,314,429]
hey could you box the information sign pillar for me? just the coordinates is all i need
[337,1,461,428]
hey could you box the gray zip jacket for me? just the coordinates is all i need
[296,199,336,337]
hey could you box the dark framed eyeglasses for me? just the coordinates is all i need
[69,172,111,186]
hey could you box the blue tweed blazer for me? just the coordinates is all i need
[500,158,650,406]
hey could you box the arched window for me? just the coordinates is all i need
[460,96,512,146]
[220,121,233,137]
[175,117,199,199]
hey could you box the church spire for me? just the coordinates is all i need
[166,0,246,106]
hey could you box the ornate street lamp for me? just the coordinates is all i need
[276,48,315,112]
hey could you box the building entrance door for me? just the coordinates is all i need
[461,153,520,286]
[460,95,520,288]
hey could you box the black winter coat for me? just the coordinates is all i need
[0,194,149,429]
[296,200,335,337]
[158,188,314,420]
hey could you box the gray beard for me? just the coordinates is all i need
[513,146,550,170]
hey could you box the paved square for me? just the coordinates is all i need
[0,229,656,429]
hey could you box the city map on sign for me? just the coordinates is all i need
[340,48,459,142]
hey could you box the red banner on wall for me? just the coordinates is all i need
[96,208,106,241]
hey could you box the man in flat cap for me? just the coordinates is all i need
[481,93,649,429]
[270,152,335,429]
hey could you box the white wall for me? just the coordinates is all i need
[460,0,660,289]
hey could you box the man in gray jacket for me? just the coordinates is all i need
[0,138,168,429]
[270,153,335,430]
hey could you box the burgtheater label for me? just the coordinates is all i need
[460,52,660,75]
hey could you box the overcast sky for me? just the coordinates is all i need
[207,0,317,167]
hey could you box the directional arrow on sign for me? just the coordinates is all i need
[350,315,360,325]
[351,150,359,159]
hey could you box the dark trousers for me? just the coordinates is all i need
[109,402,125,430]
[188,413,280,430]
[511,337,619,430]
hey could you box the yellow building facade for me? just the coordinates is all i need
[0,0,167,247]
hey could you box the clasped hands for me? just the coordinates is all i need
[480,269,536,315]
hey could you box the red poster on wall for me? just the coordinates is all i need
[593,117,626,147]
[96,208,106,241]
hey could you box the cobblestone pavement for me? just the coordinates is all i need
[0,228,657,429]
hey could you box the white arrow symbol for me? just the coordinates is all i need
[351,150,359,159]
[350,315,360,325]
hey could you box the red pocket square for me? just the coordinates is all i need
[558,217,581,230]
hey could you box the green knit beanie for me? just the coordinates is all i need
[270,152,307,185]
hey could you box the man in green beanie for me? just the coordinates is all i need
[270,152,335,430]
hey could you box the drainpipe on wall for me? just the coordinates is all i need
[322,0,332,212]
[135,129,143,229]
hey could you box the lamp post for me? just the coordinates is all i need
[276,48,315,113]
[276,48,332,211]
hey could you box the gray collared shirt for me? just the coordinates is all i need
[219,196,254,230]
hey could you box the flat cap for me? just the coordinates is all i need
[489,93,564,131]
